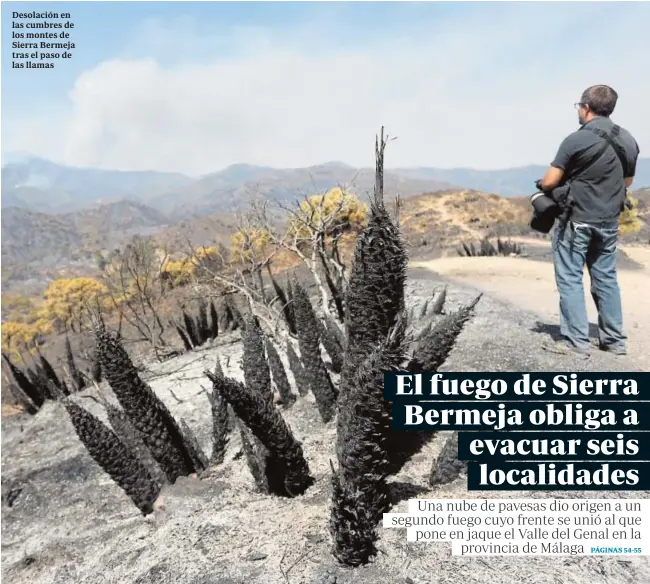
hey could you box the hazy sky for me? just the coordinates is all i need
[2,1,648,176]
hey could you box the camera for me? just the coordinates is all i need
[529,189,563,234]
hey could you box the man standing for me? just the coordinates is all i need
[537,85,640,357]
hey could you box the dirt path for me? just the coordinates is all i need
[411,243,650,370]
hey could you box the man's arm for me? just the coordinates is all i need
[540,166,565,191]
[537,134,578,191]
[624,137,640,189]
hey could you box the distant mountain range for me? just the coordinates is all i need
[3,155,649,218]
[1,156,193,213]
[2,155,648,294]
[1,200,170,267]
[394,159,650,197]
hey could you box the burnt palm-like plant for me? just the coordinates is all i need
[219,296,235,332]
[64,399,161,515]
[330,128,409,566]
[242,317,272,400]
[429,431,466,486]
[95,326,197,483]
[286,341,309,397]
[458,237,521,258]
[7,382,38,415]
[198,300,210,341]
[208,301,219,340]
[292,281,338,422]
[268,265,297,336]
[26,366,53,401]
[239,317,285,488]
[497,237,522,256]
[179,418,209,472]
[205,371,314,497]
[318,318,344,374]
[182,310,199,347]
[265,337,296,408]
[385,291,480,476]
[419,298,430,319]
[331,322,406,566]
[194,315,207,347]
[407,294,482,373]
[104,401,168,489]
[39,353,67,396]
[2,354,45,408]
[431,285,447,315]
[286,279,297,328]
[238,419,270,493]
[176,325,193,352]
[323,312,346,350]
[90,351,102,384]
[65,337,85,392]
[207,374,231,466]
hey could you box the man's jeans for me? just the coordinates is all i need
[552,219,626,352]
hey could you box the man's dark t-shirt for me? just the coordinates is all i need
[551,116,640,223]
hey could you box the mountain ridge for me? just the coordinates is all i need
[1,199,170,267]
[3,155,648,217]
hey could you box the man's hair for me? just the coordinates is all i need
[580,85,618,117]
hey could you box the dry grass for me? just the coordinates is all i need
[399,190,531,246]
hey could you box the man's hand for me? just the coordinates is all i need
[539,166,565,191]
[535,179,544,192]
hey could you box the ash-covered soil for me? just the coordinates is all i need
[2,274,648,584]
